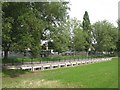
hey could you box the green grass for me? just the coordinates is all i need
[2,58,118,88]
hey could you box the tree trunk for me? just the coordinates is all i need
[4,50,8,59]
[3,43,11,59]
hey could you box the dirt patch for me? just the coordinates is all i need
[17,79,65,88]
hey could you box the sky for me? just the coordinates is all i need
[68,0,120,27]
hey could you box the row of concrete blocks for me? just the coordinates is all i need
[20,58,112,71]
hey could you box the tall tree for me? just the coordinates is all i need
[82,11,91,32]
[82,11,92,52]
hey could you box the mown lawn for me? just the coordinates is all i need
[2,58,118,88]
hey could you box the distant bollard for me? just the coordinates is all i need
[58,64,60,68]
[50,65,53,69]
[41,66,44,70]
[31,67,34,71]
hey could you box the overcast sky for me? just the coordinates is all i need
[68,0,119,27]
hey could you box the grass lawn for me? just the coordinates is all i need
[2,58,118,88]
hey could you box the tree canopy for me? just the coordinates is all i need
[2,2,70,58]
[2,2,118,59]
[71,18,89,51]
[93,20,118,52]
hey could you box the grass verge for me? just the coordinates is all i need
[2,58,118,88]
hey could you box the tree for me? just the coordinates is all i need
[2,2,70,58]
[2,2,33,58]
[2,17,14,59]
[93,20,118,52]
[72,18,89,51]
[82,11,91,32]
[82,11,92,52]
[16,11,45,57]
[51,19,71,53]
[2,2,42,58]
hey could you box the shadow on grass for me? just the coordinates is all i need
[2,69,31,78]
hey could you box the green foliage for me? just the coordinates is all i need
[2,2,118,58]
[51,19,71,53]
[82,11,91,32]
[93,20,118,52]
[2,2,70,58]
[72,18,89,51]
[14,10,44,57]
[2,17,13,44]
[82,11,92,51]
[2,16,14,59]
